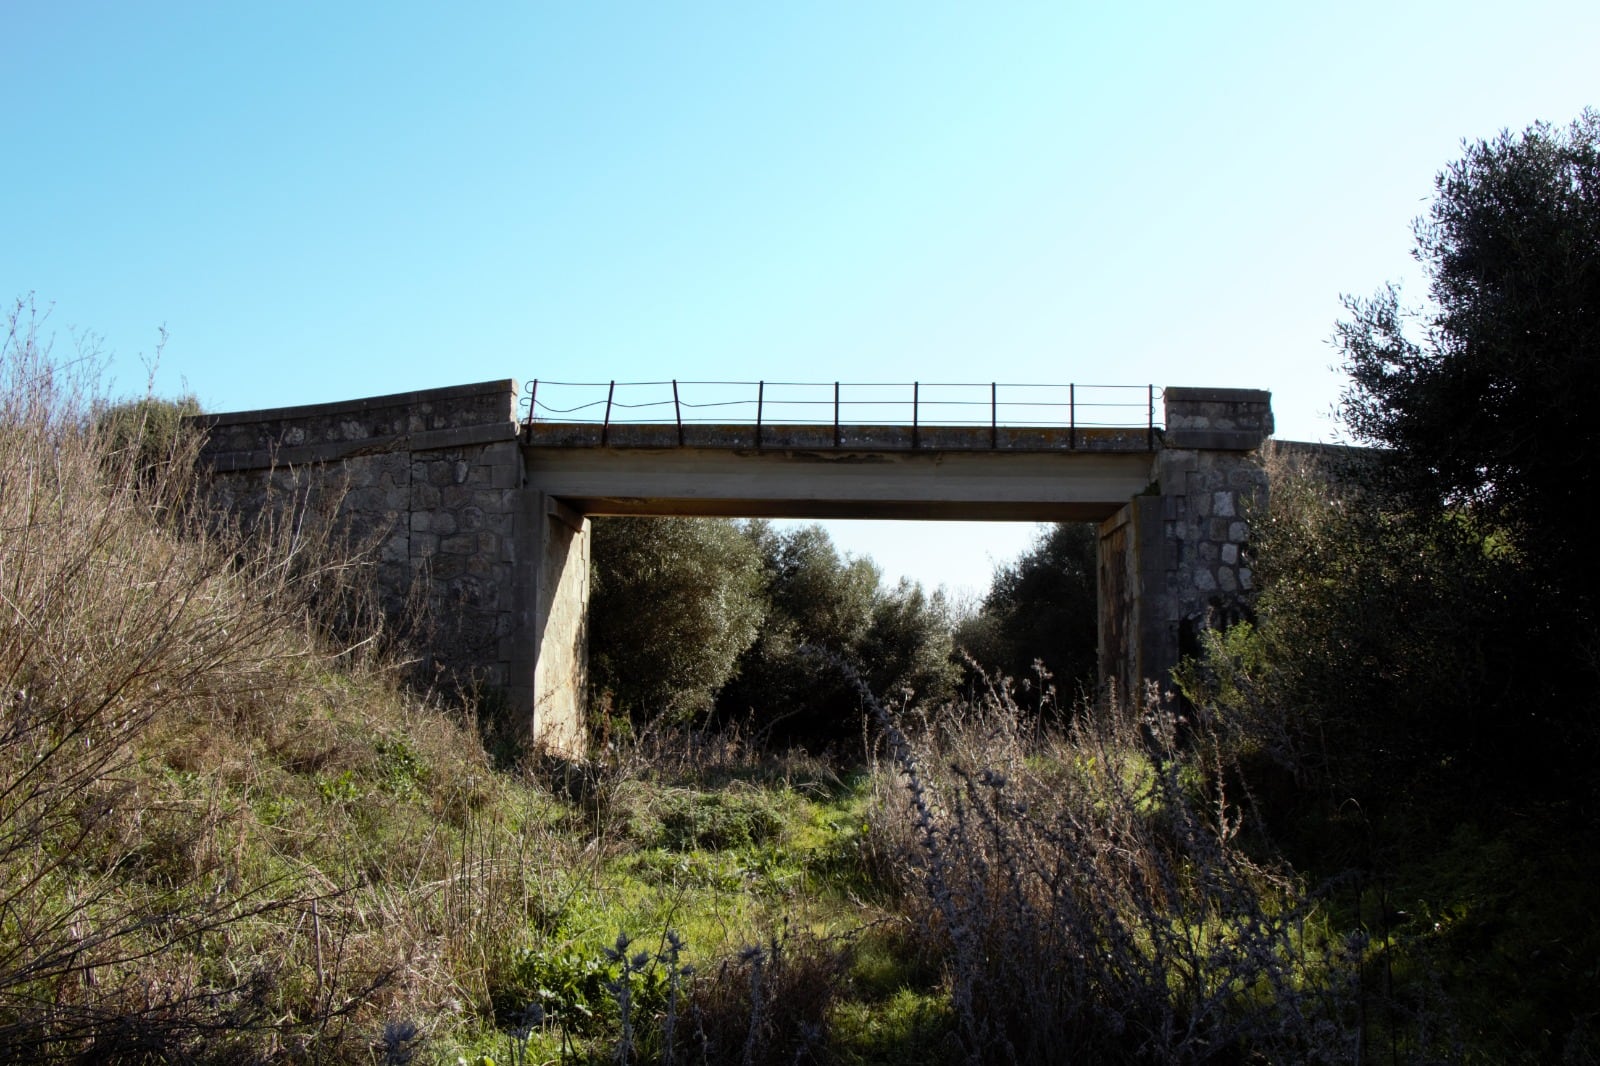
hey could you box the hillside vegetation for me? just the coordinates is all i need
[1,300,1361,1063]
[1,301,576,1060]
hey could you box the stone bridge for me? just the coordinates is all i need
[196,381,1273,754]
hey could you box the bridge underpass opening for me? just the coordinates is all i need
[519,437,1161,756]
[582,513,1106,738]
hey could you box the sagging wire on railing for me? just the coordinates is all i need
[519,380,1165,448]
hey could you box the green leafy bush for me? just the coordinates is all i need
[955,523,1099,708]
[588,517,766,720]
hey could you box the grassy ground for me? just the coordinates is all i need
[443,742,954,1065]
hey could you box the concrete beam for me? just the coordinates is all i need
[522,446,1157,522]
[529,422,1155,453]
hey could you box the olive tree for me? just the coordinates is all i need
[587,517,766,720]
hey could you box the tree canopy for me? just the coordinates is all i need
[956,523,1099,707]
[587,517,766,719]
[1337,110,1600,617]
[589,518,959,738]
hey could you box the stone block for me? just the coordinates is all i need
[379,535,409,565]
[1212,491,1235,517]
[490,457,522,489]
[430,553,465,580]
[440,533,478,556]
[1220,542,1239,565]
[1217,567,1237,592]
[1229,521,1249,543]
[1228,466,1264,489]
[473,489,512,512]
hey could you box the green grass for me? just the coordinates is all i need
[449,762,931,1062]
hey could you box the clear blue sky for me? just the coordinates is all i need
[5,2,1595,597]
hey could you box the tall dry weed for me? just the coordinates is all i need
[862,670,1360,1064]
[0,298,412,1060]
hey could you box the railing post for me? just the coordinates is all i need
[834,381,841,448]
[526,379,538,431]
[601,380,615,446]
[990,382,998,450]
[756,381,764,450]
[912,381,920,449]
[672,379,684,446]
[1148,384,1155,450]
[1069,383,1076,450]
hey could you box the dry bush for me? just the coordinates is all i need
[676,931,849,1066]
[0,299,565,1061]
[0,300,354,1058]
[863,672,1361,1065]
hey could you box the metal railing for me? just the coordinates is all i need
[521,380,1162,449]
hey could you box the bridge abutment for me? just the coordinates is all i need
[196,380,529,705]
[1099,388,1272,700]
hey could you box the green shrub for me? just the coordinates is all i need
[719,523,958,743]
[955,523,1099,709]
[652,789,786,852]
[588,517,766,720]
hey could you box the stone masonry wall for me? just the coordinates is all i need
[1150,388,1274,688]
[195,381,523,696]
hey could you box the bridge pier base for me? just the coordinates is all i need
[512,491,590,756]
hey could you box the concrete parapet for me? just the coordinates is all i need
[1161,387,1274,450]
[199,380,519,470]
